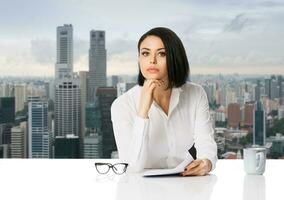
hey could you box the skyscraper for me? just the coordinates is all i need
[88,30,107,102]
[54,134,79,158]
[28,97,51,158]
[0,97,15,124]
[270,78,279,100]
[281,82,284,105]
[111,75,119,87]
[96,87,117,158]
[0,83,11,97]
[83,133,102,158]
[84,102,103,158]
[265,78,271,99]
[253,101,266,146]
[54,75,81,137]
[14,84,27,113]
[227,103,241,129]
[244,102,254,127]
[54,24,81,139]
[254,80,261,102]
[55,24,73,79]
[277,75,283,104]
[11,122,27,158]
[79,71,88,156]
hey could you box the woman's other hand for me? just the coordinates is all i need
[138,79,163,118]
[180,159,212,176]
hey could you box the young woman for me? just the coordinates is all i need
[111,27,217,176]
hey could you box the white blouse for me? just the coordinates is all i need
[111,81,217,173]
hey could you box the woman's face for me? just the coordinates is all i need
[138,35,168,81]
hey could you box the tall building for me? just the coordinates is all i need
[84,102,102,158]
[203,84,216,105]
[227,103,241,129]
[116,82,136,97]
[111,75,119,87]
[0,97,15,124]
[79,71,88,156]
[244,102,254,127]
[84,133,102,158]
[11,122,27,158]
[85,102,102,133]
[253,101,266,146]
[265,78,271,99]
[278,105,284,119]
[96,87,117,158]
[54,24,81,139]
[54,75,81,137]
[28,97,51,158]
[270,78,279,100]
[220,85,227,107]
[0,144,9,158]
[54,134,79,158]
[55,24,73,79]
[14,84,27,113]
[88,30,107,102]
[277,75,283,104]
[44,82,50,99]
[282,82,284,105]
[226,89,237,107]
[0,83,11,97]
[254,80,261,102]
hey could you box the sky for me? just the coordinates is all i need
[0,0,284,77]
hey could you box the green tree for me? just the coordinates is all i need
[267,118,284,137]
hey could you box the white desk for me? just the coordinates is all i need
[0,159,282,200]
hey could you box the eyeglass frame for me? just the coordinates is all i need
[94,162,128,175]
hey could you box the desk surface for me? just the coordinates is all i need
[0,159,282,200]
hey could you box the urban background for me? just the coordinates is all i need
[0,0,284,159]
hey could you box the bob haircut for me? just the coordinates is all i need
[137,27,190,89]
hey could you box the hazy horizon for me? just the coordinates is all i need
[1,0,284,76]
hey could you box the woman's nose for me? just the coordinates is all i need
[150,55,157,64]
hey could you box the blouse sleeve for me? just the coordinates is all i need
[111,97,149,173]
[193,86,218,171]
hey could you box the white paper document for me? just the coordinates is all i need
[143,154,194,177]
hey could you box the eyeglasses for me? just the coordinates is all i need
[94,162,128,175]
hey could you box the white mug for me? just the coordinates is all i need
[243,147,266,175]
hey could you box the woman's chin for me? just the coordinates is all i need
[145,74,163,80]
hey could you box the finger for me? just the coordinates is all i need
[182,165,204,176]
[148,80,160,89]
[185,165,203,176]
[185,160,202,171]
[184,161,208,176]
[144,79,155,86]
[186,161,202,173]
[149,81,162,90]
[146,79,158,86]
[149,83,158,91]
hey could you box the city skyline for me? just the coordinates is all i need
[0,0,284,76]
[1,73,284,159]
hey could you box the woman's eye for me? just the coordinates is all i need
[141,52,149,56]
[158,52,166,57]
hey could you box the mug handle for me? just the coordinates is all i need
[255,152,265,173]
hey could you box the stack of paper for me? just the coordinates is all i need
[143,154,194,177]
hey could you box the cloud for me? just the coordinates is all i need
[30,37,89,67]
[107,38,137,58]
[73,37,88,63]
[107,51,138,75]
[224,13,249,33]
[30,38,55,65]
[258,1,284,7]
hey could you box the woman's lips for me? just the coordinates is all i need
[147,68,159,73]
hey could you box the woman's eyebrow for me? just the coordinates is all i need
[141,48,165,51]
